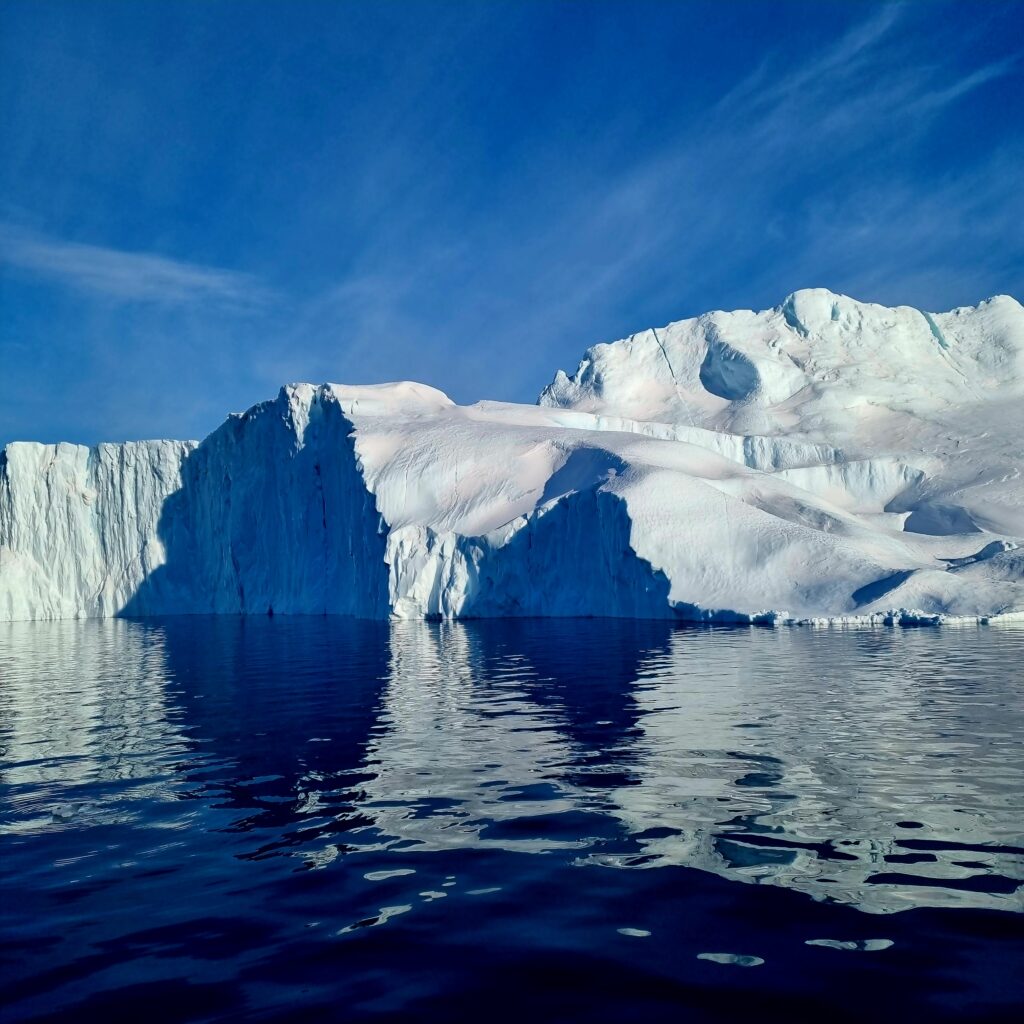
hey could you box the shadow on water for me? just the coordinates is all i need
[2,617,1024,1022]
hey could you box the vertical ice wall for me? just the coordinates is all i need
[0,440,194,621]
[1,386,391,620]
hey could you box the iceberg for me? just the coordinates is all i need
[2,289,1023,623]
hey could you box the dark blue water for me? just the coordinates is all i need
[2,618,1023,1022]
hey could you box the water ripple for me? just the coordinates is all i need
[2,616,1024,1020]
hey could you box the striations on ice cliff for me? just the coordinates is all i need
[2,289,1023,623]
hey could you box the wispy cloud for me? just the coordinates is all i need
[533,5,1020,302]
[715,3,906,119]
[0,223,274,310]
[908,54,1019,115]
[710,4,1015,163]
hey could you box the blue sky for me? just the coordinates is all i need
[1,0,1022,445]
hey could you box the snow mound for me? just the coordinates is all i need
[3,291,1023,622]
[541,290,1024,437]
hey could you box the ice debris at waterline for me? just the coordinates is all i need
[2,289,1023,623]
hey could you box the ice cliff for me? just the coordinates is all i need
[3,289,1023,623]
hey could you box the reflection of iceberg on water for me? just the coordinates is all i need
[0,620,189,836]
[354,622,586,857]
[2,618,1021,916]
[335,622,1023,915]
[586,628,1024,914]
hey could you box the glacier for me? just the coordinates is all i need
[2,288,1023,624]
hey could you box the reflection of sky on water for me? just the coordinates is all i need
[1,617,1022,915]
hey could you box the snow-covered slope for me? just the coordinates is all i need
[2,289,1023,623]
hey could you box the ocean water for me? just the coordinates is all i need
[1,617,1023,1022]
